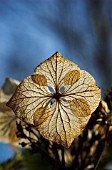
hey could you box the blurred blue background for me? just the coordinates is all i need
[0,0,112,166]
[0,143,15,163]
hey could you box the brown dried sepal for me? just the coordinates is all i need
[68,98,91,117]
[64,70,80,85]
[31,74,48,86]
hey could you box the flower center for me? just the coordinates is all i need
[48,85,65,102]
[53,91,61,101]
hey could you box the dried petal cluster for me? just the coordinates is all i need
[0,78,19,144]
[7,52,101,148]
[0,78,38,146]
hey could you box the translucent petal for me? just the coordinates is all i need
[7,52,101,148]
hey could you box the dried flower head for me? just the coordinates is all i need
[7,52,101,148]
[0,78,19,144]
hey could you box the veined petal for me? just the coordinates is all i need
[34,52,80,90]
[63,70,101,113]
[33,100,88,148]
[7,76,52,124]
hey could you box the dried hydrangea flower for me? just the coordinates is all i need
[7,52,101,148]
[0,78,19,144]
[0,78,38,146]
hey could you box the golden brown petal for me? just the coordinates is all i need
[64,70,80,85]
